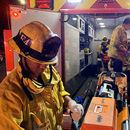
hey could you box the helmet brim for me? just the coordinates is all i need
[8,38,58,65]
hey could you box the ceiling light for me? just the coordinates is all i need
[96,18,103,20]
[99,23,104,25]
[101,25,105,28]
[72,17,78,20]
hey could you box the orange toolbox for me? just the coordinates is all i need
[81,97,117,130]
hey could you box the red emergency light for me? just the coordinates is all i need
[36,0,54,10]
[12,11,19,17]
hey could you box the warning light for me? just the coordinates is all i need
[38,4,49,9]
[36,0,54,10]
[12,11,19,17]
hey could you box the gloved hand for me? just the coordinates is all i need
[125,51,130,58]
[68,100,84,122]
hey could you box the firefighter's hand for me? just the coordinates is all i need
[125,51,130,58]
[69,100,84,122]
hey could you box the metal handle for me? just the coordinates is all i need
[94,105,102,113]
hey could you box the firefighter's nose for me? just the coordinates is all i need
[40,64,47,69]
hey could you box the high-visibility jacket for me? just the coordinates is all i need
[108,25,128,61]
[0,62,70,130]
[97,44,109,58]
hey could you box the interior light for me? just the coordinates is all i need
[101,25,105,28]
[96,18,103,20]
[72,17,78,21]
[99,23,104,25]
[68,0,82,3]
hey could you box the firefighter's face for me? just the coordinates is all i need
[24,58,48,76]
[125,23,130,30]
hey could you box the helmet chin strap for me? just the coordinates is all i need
[19,56,52,101]
[19,55,53,87]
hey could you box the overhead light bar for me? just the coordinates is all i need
[68,0,82,3]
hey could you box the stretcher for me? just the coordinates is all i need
[81,71,129,130]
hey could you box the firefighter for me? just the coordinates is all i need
[108,17,130,72]
[97,36,110,73]
[122,40,130,71]
[0,21,84,130]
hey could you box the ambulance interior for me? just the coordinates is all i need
[63,12,130,129]
[64,12,130,91]
[5,6,130,129]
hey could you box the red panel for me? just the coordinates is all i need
[26,0,30,7]
[60,8,130,14]
[91,1,121,8]
[3,30,14,71]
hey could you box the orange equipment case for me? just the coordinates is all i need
[81,97,117,130]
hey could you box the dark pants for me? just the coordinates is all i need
[111,58,123,72]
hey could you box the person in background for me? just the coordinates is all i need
[97,36,110,73]
[108,17,130,72]
[123,40,130,71]
[0,21,84,130]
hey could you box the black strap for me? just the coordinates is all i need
[21,77,33,101]
[19,57,53,100]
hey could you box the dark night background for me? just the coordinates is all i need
[0,0,21,30]
[0,0,23,82]
[0,0,23,48]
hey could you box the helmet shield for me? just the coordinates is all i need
[42,36,61,61]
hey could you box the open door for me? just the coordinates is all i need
[60,9,130,83]
[10,5,62,76]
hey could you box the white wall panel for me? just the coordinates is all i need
[65,24,80,82]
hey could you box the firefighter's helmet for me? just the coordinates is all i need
[102,36,108,43]
[127,39,130,44]
[8,21,62,64]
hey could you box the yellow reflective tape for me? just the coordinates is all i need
[32,80,43,88]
